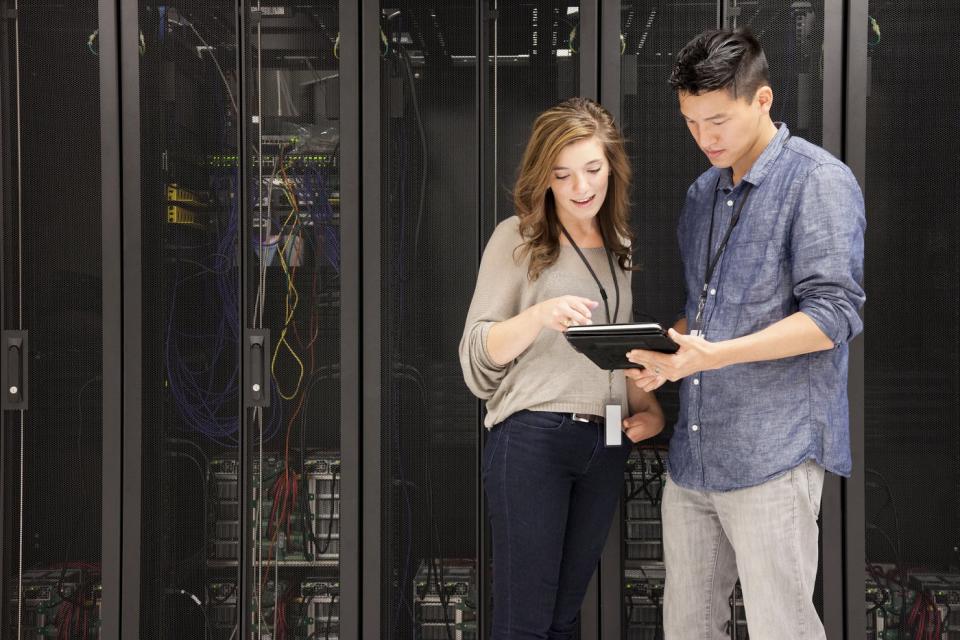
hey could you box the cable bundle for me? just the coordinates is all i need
[907,590,946,640]
[51,562,100,640]
[625,445,668,504]
[165,172,282,444]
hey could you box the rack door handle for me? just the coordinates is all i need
[245,330,270,408]
[2,331,27,410]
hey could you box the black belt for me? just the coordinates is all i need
[570,412,604,425]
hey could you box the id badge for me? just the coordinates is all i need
[691,292,707,337]
[605,397,623,447]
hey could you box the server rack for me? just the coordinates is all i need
[856,3,960,640]
[116,1,360,639]
[0,0,122,638]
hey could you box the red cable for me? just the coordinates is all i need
[908,592,924,640]
[289,474,299,538]
[931,593,941,640]
[908,592,923,626]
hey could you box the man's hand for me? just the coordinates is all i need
[622,406,665,443]
[625,328,726,392]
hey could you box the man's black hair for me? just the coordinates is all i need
[669,28,769,101]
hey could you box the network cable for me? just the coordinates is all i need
[165,9,238,114]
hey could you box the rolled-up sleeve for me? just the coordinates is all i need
[460,320,508,398]
[459,222,523,399]
[790,163,866,346]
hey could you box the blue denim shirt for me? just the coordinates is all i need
[669,124,865,492]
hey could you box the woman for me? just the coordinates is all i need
[459,97,664,639]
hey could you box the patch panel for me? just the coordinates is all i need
[7,568,102,639]
[624,448,668,564]
[207,454,341,567]
[300,580,340,639]
[413,562,477,640]
[624,564,664,640]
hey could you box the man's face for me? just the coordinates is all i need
[678,86,771,171]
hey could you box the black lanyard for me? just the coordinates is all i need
[560,225,620,324]
[693,176,754,331]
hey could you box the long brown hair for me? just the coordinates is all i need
[513,97,633,280]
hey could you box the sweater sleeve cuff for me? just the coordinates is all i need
[475,321,509,371]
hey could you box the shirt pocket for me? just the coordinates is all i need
[719,240,783,304]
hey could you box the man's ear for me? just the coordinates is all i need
[755,85,774,114]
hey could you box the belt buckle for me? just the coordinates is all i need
[571,412,596,424]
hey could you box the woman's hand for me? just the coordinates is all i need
[622,407,665,443]
[485,295,598,365]
[534,296,600,332]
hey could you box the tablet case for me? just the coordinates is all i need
[564,323,679,370]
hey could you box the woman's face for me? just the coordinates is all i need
[549,136,609,227]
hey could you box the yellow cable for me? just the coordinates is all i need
[270,168,306,400]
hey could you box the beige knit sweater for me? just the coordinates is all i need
[459,216,632,428]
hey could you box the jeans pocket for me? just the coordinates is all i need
[481,425,504,477]
[803,461,825,517]
[508,410,566,431]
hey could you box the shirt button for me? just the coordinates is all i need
[709,288,716,296]
[693,379,700,386]
[691,424,700,432]
[726,200,734,207]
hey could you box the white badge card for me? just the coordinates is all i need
[605,398,622,447]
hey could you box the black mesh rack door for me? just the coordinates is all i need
[243,3,345,640]
[378,3,480,639]
[136,1,243,638]
[1,1,107,638]
[862,3,960,639]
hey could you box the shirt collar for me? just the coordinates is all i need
[715,122,790,192]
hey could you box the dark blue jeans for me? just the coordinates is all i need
[482,410,632,640]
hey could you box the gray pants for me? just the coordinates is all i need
[662,460,826,640]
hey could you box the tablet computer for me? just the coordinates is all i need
[564,322,679,370]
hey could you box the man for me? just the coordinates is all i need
[625,28,865,639]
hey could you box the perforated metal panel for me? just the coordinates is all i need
[725,0,824,143]
[1,2,105,637]
[137,2,242,637]
[492,2,581,224]
[379,4,480,638]
[862,3,960,637]
[243,4,344,640]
